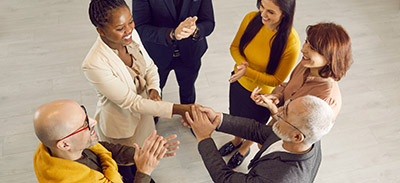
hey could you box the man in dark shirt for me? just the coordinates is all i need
[33,100,179,183]
[185,96,335,182]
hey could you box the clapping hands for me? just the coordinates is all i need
[174,16,198,40]
[229,62,248,83]
[250,86,279,115]
[133,130,179,175]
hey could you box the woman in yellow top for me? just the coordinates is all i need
[220,0,300,168]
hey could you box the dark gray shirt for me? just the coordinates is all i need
[198,114,322,183]
[75,142,151,183]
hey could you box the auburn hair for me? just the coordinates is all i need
[306,23,353,81]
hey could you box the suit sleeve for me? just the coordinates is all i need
[194,0,215,39]
[198,138,274,183]
[133,0,172,46]
[217,114,272,144]
[134,172,152,183]
[99,142,135,165]
[100,142,152,183]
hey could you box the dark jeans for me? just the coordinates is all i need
[158,56,201,104]
[229,80,271,124]
[118,165,155,183]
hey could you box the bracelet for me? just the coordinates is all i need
[172,28,177,41]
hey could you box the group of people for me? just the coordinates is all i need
[32,0,352,182]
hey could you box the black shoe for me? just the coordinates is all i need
[218,141,243,156]
[227,149,250,169]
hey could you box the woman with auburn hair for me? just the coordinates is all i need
[220,0,300,169]
[252,22,353,125]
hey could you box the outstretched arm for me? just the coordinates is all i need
[198,138,275,183]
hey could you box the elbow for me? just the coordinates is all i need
[270,80,281,87]
[229,45,239,55]
[209,21,216,33]
[271,78,284,87]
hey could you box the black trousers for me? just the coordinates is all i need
[229,80,271,124]
[118,165,155,183]
[158,56,201,104]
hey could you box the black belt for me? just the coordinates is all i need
[173,49,180,57]
[172,42,180,57]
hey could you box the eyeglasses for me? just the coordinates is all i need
[276,103,307,138]
[57,105,90,142]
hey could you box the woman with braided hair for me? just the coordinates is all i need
[82,1,188,180]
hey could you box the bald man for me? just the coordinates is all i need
[33,100,179,183]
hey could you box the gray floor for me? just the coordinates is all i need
[1,0,400,182]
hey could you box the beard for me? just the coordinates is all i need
[272,122,292,142]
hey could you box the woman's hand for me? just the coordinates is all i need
[229,62,249,83]
[250,86,279,115]
[173,104,194,122]
[149,89,162,101]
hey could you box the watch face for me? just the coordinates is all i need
[193,28,199,38]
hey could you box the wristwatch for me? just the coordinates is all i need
[192,27,200,40]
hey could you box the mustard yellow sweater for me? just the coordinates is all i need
[34,143,123,183]
[230,11,300,94]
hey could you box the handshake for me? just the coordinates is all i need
[173,104,222,142]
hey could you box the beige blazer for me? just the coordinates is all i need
[82,30,173,139]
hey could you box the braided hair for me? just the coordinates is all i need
[88,0,128,28]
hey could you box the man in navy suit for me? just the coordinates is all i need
[133,0,215,105]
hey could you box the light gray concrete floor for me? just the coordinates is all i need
[1,0,400,182]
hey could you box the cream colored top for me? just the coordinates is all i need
[82,30,173,139]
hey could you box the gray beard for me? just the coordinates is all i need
[272,122,292,142]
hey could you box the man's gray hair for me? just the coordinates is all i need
[293,95,335,146]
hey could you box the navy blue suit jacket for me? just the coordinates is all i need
[133,0,215,70]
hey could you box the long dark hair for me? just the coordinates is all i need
[239,0,296,75]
